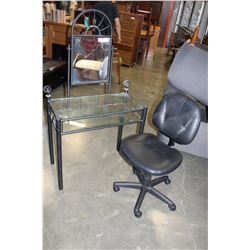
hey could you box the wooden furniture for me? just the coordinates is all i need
[43,21,83,58]
[117,2,132,12]
[43,21,69,58]
[132,1,162,25]
[113,11,143,66]
[112,48,122,84]
[82,1,162,24]
[137,8,155,61]
[191,26,200,46]
[148,26,161,58]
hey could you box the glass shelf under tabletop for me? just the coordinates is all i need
[49,93,145,134]
[45,92,148,190]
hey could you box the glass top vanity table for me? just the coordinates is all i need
[44,9,148,190]
[44,87,148,190]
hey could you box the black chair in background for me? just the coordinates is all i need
[113,92,201,218]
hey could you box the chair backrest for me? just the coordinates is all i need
[165,43,208,106]
[153,92,201,145]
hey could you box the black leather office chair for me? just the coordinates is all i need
[113,92,201,218]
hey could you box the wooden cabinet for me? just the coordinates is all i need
[43,21,83,58]
[134,1,162,25]
[113,12,143,66]
[43,21,70,58]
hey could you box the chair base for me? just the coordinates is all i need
[113,169,176,218]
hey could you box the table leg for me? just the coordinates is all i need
[139,107,148,134]
[47,104,54,164]
[56,119,63,190]
[117,125,124,151]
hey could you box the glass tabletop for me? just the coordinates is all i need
[50,93,145,120]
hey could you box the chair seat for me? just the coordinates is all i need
[120,133,183,176]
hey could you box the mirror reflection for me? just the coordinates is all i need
[72,36,111,84]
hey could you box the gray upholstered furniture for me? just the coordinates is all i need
[160,42,208,158]
[113,93,201,218]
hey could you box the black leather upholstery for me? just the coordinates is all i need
[43,58,67,91]
[120,134,183,176]
[113,92,201,217]
[153,92,201,145]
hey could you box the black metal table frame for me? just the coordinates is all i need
[46,95,148,190]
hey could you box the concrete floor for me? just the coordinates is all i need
[43,48,208,249]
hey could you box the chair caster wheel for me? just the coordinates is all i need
[113,184,120,192]
[164,177,171,185]
[169,204,176,211]
[134,210,142,218]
